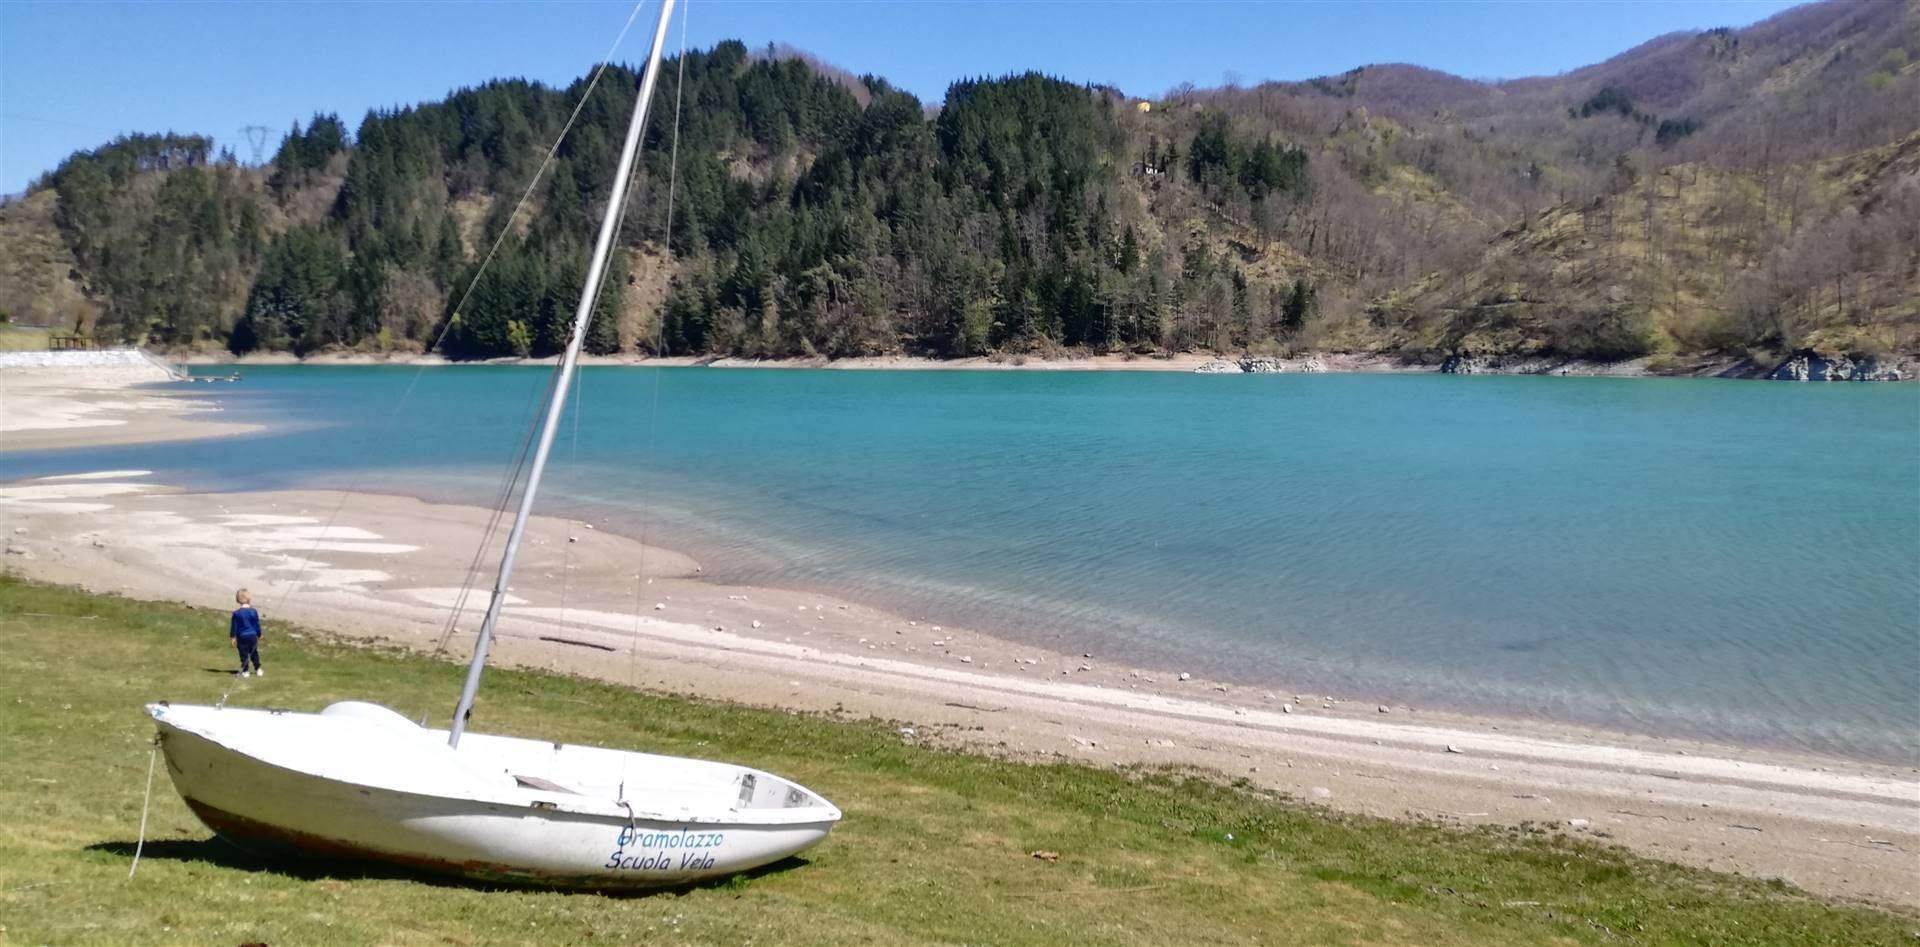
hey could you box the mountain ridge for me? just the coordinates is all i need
[0,0,1913,368]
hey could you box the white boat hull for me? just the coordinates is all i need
[150,701,840,888]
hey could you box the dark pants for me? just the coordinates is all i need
[235,635,261,671]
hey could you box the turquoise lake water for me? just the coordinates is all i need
[7,366,1917,760]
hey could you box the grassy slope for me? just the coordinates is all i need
[0,576,1909,946]
[0,324,54,351]
[0,190,95,333]
[1411,132,1920,361]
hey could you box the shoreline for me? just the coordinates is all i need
[0,361,261,451]
[169,348,1919,381]
[3,364,1917,904]
[505,487,1917,765]
[2,476,1914,904]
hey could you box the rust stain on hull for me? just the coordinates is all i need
[182,797,670,889]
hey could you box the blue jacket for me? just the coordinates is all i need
[230,606,262,639]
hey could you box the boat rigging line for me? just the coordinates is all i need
[210,0,649,687]
[449,0,680,747]
[619,0,691,803]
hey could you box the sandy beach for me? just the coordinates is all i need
[1,353,259,450]
[2,363,1916,906]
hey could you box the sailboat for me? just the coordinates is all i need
[146,0,842,888]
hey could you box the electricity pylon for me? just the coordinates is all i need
[240,125,272,165]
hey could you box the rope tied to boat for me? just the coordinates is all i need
[128,738,158,879]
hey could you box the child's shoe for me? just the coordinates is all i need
[254,669,264,678]
[240,670,251,678]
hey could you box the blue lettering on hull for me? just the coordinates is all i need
[607,826,726,872]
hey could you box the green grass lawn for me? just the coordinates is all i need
[0,323,52,351]
[0,575,1910,945]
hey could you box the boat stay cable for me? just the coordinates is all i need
[460,1,685,686]
[449,0,680,747]
[619,0,691,804]
[211,1,651,711]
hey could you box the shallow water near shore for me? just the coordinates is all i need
[7,365,1916,760]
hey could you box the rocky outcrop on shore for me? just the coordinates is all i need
[1433,351,1916,382]
[1768,352,1909,381]
[1193,355,1338,374]
[1435,354,1661,377]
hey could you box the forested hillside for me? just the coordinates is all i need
[1,0,1914,364]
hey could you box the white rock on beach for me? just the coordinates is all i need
[1178,672,1191,681]
[750,619,762,629]
[1310,786,1333,799]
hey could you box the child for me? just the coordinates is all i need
[230,589,264,678]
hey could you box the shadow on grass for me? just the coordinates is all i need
[88,839,808,896]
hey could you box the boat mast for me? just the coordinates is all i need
[450,0,678,747]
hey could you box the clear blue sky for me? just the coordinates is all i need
[1,0,1802,195]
